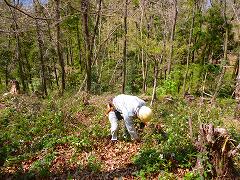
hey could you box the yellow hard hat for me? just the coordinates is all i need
[138,106,153,122]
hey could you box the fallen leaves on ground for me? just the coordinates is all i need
[0,138,142,179]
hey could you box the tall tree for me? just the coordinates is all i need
[211,0,229,103]
[183,2,195,96]
[5,0,27,92]
[167,0,178,75]
[34,0,47,96]
[122,0,128,94]
[81,0,102,92]
[55,0,65,94]
[140,0,147,93]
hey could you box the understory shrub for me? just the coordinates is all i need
[133,148,166,178]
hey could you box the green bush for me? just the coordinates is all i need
[29,153,56,177]
[133,148,166,177]
[87,155,102,173]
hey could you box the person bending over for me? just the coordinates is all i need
[106,94,153,141]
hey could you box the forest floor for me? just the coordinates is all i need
[0,94,147,179]
[0,92,240,179]
[3,139,142,179]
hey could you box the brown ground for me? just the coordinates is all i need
[0,94,144,179]
[1,93,239,179]
[1,139,143,179]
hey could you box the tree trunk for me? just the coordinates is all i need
[140,0,147,93]
[211,0,228,104]
[24,51,34,92]
[9,3,26,92]
[34,0,47,96]
[4,59,9,91]
[54,60,59,87]
[69,39,74,66]
[183,4,195,96]
[76,22,83,71]
[4,36,11,90]
[66,41,70,66]
[55,0,65,94]
[122,0,128,94]
[151,28,166,105]
[151,59,159,106]
[81,0,102,92]
[167,0,178,75]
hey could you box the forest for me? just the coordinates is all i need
[0,0,240,179]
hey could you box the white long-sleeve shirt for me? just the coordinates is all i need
[112,94,146,117]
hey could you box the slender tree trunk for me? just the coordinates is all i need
[6,0,27,92]
[211,0,228,103]
[4,35,11,90]
[183,4,195,96]
[10,7,26,92]
[53,60,59,87]
[5,60,9,91]
[41,9,57,89]
[167,0,178,75]
[140,0,147,93]
[122,0,128,94]
[96,9,102,78]
[90,0,102,90]
[24,51,34,92]
[47,67,53,90]
[81,0,102,92]
[34,0,47,96]
[151,59,159,106]
[69,39,73,66]
[55,0,65,94]
[76,22,83,70]
[151,27,166,105]
[66,41,70,66]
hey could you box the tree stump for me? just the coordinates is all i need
[194,123,239,179]
[9,80,20,95]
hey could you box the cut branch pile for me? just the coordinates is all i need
[194,123,240,178]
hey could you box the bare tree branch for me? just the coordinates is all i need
[3,0,52,20]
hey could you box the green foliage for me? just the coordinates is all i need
[87,155,102,173]
[184,172,201,180]
[91,124,109,138]
[132,0,139,7]
[62,14,80,31]
[67,134,92,151]
[126,50,141,94]
[29,153,56,177]
[0,135,8,167]
[218,73,235,98]
[0,89,239,179]
[0,107,13,127]
[156,67,183,96]
[157,79,179,96]
[133,148,166,177]
[0,0,239,178]
[66,69,83,90]
[0,93,95,171]
[153,63,234,98]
